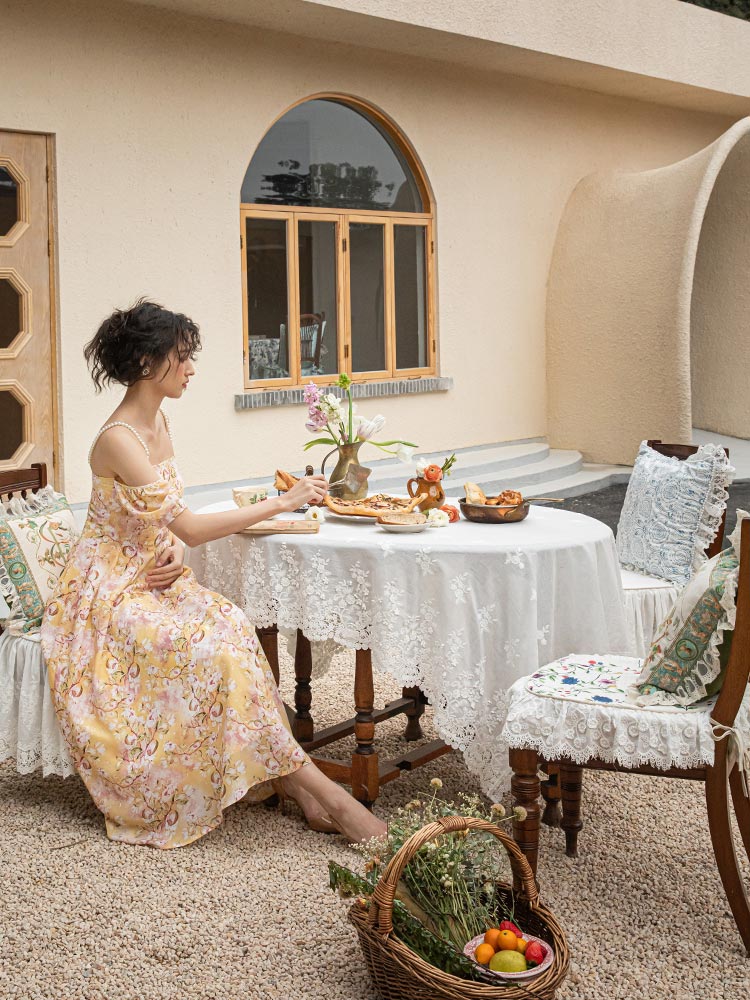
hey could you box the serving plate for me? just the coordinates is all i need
[463,933,554,980]
[378,521,429,534]
[326,511,380,523]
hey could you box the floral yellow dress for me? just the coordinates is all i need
[41,418,308,849]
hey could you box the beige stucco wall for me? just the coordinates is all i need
[547,118,750,466]
[691,132,750,438]
[2,0,739,502]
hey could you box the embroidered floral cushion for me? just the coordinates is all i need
[616,442,733,586]
[636,539,741,706]
[0,487,78,635]
[526,654,710,711]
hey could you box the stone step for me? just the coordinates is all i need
[369,449,583,493]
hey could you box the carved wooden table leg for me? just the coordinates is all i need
[540,760,562,828]
[560,761,584,857]
[292,628,314,743]
[351,648,379,806]
[255,625,280,685]
[402,685,426,741]
[509,747,541,884]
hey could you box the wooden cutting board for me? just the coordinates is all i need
[238,519,320,535]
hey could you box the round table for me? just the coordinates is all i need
[187,501,628,802]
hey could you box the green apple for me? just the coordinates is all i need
[489,950,527,974]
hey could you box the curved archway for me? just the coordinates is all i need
[546,117,750,465]
[239,94,436,388]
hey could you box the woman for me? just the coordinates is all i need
[41,299,386,849]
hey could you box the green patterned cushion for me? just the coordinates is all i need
[0,487,78,634]
[637,545,738,706]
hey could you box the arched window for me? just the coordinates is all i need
[240,96,435,387]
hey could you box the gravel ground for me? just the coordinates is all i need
[2,643,749,1000]
[3,484,750,1000]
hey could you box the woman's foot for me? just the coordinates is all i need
[330,797,387,844]
[282,765,387,844]
[285,782,339,833]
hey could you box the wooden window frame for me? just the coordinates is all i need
[241,204,436,390]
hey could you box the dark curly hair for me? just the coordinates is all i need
[84,298,201,392]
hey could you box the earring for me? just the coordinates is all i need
[142,366,150,377]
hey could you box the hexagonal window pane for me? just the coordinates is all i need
[0,278,21,350]
[0,389,24,461]
[0,168,19,238]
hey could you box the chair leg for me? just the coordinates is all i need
[540,760,562,828]
[706,763,750,953]
[509,747,541,882]
[729,767,750,864]
[560,761,584,858]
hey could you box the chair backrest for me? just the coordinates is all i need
[299,313,324,368]
[0,462,47,503]
[713,518,750,729]
[647,440,729,560]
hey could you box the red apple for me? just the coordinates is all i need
[524,941,546,967]
[499,920,523,937]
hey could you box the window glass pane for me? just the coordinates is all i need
[350,223,386,373]
[0,167,19,238]
[394,225,428,369]
[245,217,289,381]
[0,389,23,460]
[298,221,338,377]
[0,278,22,349]
[242,99,423,212]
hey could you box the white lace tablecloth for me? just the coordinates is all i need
[187,503,629,797]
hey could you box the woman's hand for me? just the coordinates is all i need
[282,475,328,511]
[146,541,185,590]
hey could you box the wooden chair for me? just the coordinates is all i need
[300,312,325,375]
[542,440,732,823]
[0,461,47,503]
[509,520,750,952]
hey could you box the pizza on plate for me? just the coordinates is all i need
[324,493,427,518]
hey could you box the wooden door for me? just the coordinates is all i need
[0,130,56,479]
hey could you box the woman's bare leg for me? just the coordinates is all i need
[282,763,387,843]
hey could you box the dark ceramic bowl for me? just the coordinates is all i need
[458,498,531,523]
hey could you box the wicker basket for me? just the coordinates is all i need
[348,815,569,1000]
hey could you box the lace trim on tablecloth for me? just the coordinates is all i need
[194,527,628,802]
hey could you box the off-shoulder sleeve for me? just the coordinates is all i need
[112,478,187,526]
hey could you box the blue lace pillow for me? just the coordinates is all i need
[616,442,733,587]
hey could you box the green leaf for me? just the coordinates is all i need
[303,438,337,450]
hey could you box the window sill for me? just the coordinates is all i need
[235,376,453,410]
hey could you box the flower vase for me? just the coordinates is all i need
[406,475,445,512]
[324,442,370,501]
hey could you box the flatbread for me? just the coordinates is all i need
[464,482,487,505]
[324,493,427,518]
[376,511,427,525]
[274,469,299,492]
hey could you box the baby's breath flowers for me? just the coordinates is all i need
[352,781,521,951]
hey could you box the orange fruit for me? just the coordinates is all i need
[516,938,528,954]
[483,928,501,950]
[497,929,519,951]
[474,943,495,966]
